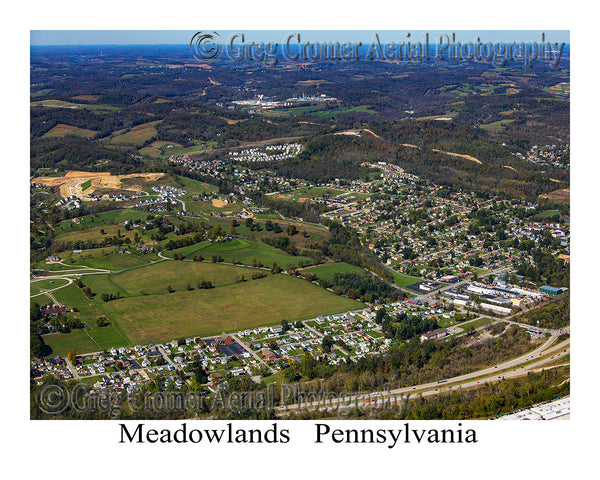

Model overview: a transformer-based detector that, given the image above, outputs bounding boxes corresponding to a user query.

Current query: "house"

[420,328,448,342]
[117,356,130,368]
[261,348,277,361]
[216,333,233,345]
[45,255,61,263]
[43,304,67,316]
[45,356,64,366]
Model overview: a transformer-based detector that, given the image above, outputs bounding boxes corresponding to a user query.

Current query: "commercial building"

[540,285,566,296]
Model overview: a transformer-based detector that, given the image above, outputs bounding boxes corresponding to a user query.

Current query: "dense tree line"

[326,271,402,302]
[381,311,440,341]
[515,292,570,329]
[514,249,569,287]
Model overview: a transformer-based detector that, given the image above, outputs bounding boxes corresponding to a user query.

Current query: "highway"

[275,332,570,414]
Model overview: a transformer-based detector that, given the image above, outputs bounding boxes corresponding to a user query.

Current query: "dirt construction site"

[31,171,166,199]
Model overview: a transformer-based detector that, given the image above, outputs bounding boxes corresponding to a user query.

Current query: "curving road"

[275,333,570,414]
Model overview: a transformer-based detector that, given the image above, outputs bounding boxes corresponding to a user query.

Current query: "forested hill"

[271,121,568,200]
[273,132,393,183]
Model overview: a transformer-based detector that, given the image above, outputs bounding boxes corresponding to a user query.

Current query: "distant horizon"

[30,30,570,46]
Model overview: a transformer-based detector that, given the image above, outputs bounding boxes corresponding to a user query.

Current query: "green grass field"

[42,123,98,139]
[97,208,148,224]
[51,283,100,317]
[176,176,217,199]
[68,251,151,271]
[30,278,70,296]
[98,273,363,344]
[44,323,131,356]
[83,260,248,297]
[44,330,99,356]
[80,179,92,191]
[163,238,311,268]
[110,121,161,147]
[54,224,137,245]
[31,99,120,112]
[159,140,218,157]
[301,262,365,280]
[480,119,515,132]
[311,105,377,118]
[85,324,130,349]
[54,215,105,235]
[31,88,54,98]
[388,269,424,288]
[139,141,183,158]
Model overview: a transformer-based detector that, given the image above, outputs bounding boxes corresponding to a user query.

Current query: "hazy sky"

[31,30,569,46]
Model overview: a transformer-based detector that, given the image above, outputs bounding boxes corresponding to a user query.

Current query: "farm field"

[222,218,329,247]
[281,186,347,201]
[176,176,217,199]
[83,260,249,297]
[67,251,151,270]
[159,140,218,157]
[31,88,55,98]
[139,141,182,158]
[54,224,137,244]
[42,123,97,139]
[110,121,161,146]
[97,208,149,224]
[480,119,515,132]
[540,188,570,204]
[97,273,364,344]
[260,104,328,117]
[31,99,120,111]
[313,105,376,118]
[54,216,105,235]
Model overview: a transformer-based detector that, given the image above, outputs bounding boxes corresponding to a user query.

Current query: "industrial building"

[540,285,567,296]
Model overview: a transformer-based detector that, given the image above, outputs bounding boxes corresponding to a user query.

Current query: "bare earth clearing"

[31,171,165,199]
[431,149,483,165]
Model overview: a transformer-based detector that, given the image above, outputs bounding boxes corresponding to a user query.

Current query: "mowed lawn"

[43,324,130,356]
[389,270,423,288]
[30,278,70,296]
[98,273,364,344]
[44,330,99,356]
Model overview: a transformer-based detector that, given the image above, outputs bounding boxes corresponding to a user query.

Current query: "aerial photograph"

[29,29,571,423]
